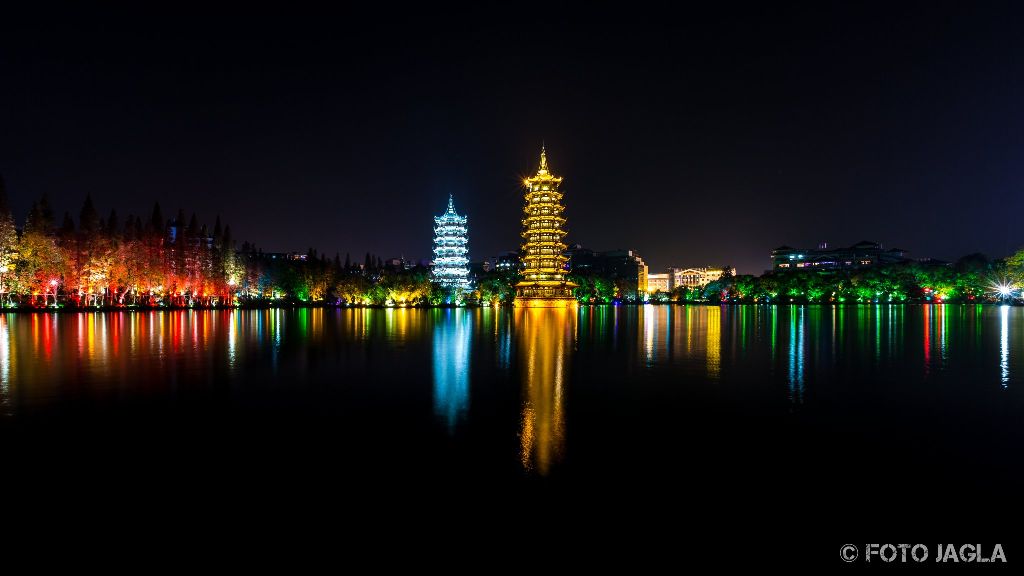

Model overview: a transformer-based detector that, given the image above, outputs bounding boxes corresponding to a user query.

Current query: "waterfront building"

[496,251,520,271]
[770,241,907,271]
[668,266,736,290]
[566,245,650,300]
[432,194,471,290]
[514,147,576,306]
[647,272,670,293]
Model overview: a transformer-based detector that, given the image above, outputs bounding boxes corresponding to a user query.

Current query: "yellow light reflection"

[517,307,575,475]
[385,307,422,342]
[706,306,721,379]
[642,304,655,364]
[686,305,694,355]
[310,307,323,341]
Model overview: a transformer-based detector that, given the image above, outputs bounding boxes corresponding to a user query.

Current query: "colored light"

[431,194,471,292]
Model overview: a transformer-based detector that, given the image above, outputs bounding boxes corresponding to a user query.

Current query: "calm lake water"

[2,305,1022,545]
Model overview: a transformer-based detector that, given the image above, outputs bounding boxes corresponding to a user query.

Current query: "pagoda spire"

[447,193,455,214]
[538,144,548,175]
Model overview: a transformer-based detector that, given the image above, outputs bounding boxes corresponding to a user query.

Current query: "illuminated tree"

[1002,249,1024,291]
[336,273,370,304]
[569,272,615,303]
[15,221,65,304]
[477,275,514,304]
[0,176,18,300]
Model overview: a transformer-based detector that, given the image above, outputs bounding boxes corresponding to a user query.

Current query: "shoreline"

[0,301,1018,313]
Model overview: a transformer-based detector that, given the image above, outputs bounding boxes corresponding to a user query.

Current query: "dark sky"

[1,3,1022,274]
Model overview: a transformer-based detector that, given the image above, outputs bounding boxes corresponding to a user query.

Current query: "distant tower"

[514,146,577,307]
[432,194,471,290]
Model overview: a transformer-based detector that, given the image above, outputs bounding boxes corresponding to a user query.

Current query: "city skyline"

[0,162,993,276]
[2,5,1023,275]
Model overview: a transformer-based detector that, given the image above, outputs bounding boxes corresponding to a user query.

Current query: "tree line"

[0,181,465,308]
[648,254,1023,304]
[2,178,1021,308]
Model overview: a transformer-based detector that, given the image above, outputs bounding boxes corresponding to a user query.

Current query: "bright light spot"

[999,285,1012,296]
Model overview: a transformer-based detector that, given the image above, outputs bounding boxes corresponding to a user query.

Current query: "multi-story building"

[383,257,414,272]
[668,266,735,290]
[770,241,907,271]
[647,273,670,293]
[481,251,520,273]
[566,245,649,299]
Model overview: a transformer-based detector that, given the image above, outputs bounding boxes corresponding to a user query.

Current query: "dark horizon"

[2,3,1022,274]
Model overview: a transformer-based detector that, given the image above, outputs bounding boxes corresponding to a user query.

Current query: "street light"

[995,283,1015,304]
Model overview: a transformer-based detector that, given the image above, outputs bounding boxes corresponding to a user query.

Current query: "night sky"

[1,3,1022,274]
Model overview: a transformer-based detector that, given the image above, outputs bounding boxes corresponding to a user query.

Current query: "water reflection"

[432,309,472,432]
[228,310,238,372]
[640,305,666,366]
[1000,305,1009,387]
[643,305,656,364]
[923,305,932,376]
[517,307,575,476]
[0,314,11,416]
[788,307,805,404]
[706,306,721,379]
[0,305,1019,432]
[938,304,948,365]
[495,309,512,370]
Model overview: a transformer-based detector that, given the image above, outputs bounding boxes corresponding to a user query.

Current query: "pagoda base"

[513,282,577,306]
[513,297,578,308]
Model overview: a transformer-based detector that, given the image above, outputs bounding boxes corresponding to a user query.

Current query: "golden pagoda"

[514,146,577,307]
